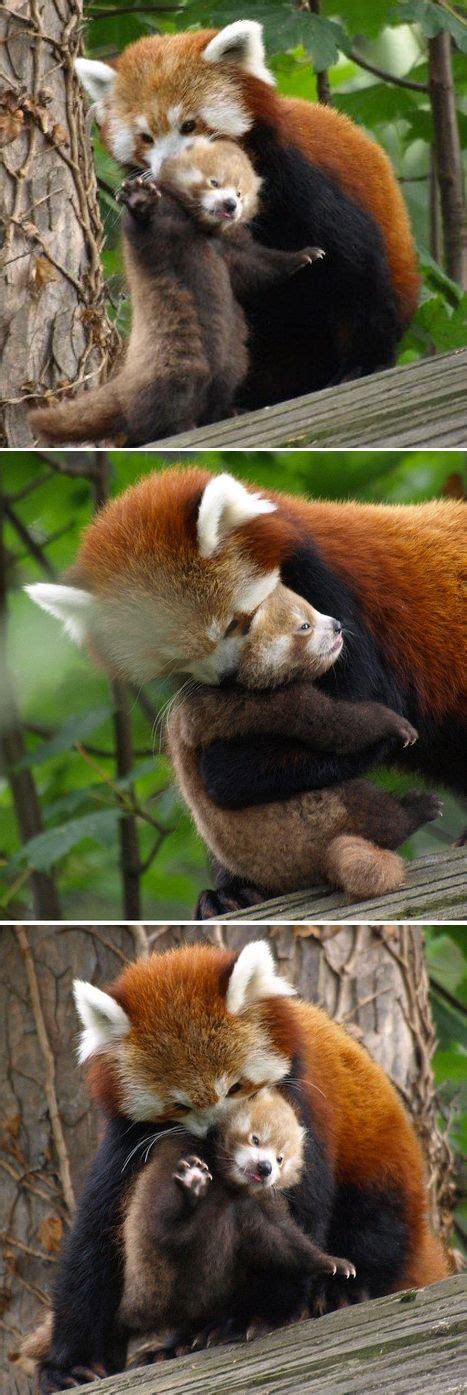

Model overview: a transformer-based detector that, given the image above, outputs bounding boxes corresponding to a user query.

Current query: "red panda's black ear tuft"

[225,941,295,1016]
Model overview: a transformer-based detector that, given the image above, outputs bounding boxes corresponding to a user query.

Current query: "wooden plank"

[219,847,467,922]
[47,1275,466,1395]
[152,349,467,449]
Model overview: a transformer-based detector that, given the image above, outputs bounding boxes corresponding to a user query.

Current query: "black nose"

[332,619,342,634]
[256,1159,272,1177]
[223,198,237,214]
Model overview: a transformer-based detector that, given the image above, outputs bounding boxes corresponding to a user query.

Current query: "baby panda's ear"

[203,21,275,87]
[226,941,296,1015]
[73,981,131,1063]
[24,583,93,647]
[75,57,117,107]
[197,473,276,559]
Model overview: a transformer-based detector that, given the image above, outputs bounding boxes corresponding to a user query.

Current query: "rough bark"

[0,0,119,446]
[428,30,465,287]
[1,925,456,1391]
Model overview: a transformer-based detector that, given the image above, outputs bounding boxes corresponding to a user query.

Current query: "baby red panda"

[32,942,448,1392]
[166,582,441,913]
[74,21,420,403]
[29,138,321,446]
[16,1090,355,1374]
[118,1089,355,1351]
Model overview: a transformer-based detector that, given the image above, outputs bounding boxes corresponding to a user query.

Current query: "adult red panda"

[26,467,467,811]
[75,20,420,406]
[32,942,448,1391]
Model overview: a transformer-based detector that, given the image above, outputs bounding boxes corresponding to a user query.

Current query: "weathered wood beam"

[219,847,467,921]
[152,349,467,449]
[19,1275,463,1395]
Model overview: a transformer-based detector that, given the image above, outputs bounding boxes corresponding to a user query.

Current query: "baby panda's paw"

[400,789,443,822]
[326,1255,357,1280]
[300,246,326,266]
[389,714,418,747]
[174,1156,212,1197]
[116,175,161,219]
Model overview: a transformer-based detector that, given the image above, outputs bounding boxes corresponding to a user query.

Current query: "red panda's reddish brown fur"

[98,31,419,328]
[73,468,465,721]
[87,946,448,1292]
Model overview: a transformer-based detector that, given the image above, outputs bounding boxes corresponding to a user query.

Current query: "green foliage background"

[425,926,466,1252]
[1,447,466,920]
[84,0,467,354]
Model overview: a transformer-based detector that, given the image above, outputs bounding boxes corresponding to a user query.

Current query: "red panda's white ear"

[24,583,93,647]
[75,58,117,109]
[203,21,275,87]
[73,981,130,1063]
[197,473,276,559]
[226,941,295,1015]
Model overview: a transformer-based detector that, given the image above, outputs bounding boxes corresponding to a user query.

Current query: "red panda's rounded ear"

[203,21,275,87]
[73,980,130,1062]
[24,583,93,647]
[197,473,276,559]
[75,58,118,107]
[226,941,295,1016]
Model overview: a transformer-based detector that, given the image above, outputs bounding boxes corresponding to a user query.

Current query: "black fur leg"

[399,790,443,824]
[195,883,264,920]
[37,1363,109,1392]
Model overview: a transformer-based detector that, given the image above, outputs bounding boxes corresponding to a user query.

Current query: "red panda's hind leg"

[320,835,406,900]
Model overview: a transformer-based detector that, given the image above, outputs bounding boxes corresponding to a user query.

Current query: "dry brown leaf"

[0,109,24,146]
[2,1113,21,1140]
[31,256,60,290]
[52,122,69,146]
[36,1216,64,1253]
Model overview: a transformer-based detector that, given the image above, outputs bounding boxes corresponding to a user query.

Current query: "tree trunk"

[1,925,456,1393]
[428,30,465,287]
[0,0,119,447]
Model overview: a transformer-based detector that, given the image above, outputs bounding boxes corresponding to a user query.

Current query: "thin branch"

[14,927,75,1217]
[4,501,56,577]
[1,1232,57,1263]
[349,49,429,93]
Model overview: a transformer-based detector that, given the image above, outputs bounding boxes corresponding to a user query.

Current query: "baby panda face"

[235,581,344,689]
[220,1088,305,1192]
[160,136,262,229]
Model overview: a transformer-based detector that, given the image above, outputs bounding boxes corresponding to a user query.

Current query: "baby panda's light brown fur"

[166,582,442,904]
[118,1087,353,1342]
[29,139,320,447]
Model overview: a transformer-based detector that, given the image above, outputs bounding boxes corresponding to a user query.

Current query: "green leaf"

[393,1,467,52]
[18,706,114,768]
[20,809,121,871]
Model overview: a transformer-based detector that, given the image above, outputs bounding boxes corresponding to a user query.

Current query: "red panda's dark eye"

[140,132,153,146]
[298,622,311,632]
[181,119,196,135]
[227,1081,242,1096]
[251,1135,260,1147]
[277,1155,283,1165]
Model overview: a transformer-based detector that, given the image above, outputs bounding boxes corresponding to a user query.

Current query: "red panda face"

[73,942,300,1135]
[236,582,344,688]
[74,24,274,176]
[160,137,262,229]
[221,1088,305,1191]
[26,470,295,686]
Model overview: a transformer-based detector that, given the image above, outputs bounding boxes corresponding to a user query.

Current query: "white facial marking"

[148,131,189,175]
[188,632,246,684]
[73,981,130,1063]
[167,103,183,127]
[110,119,136,164]
[244,1048,290,1085]
[134,115,152,135]
[199,97,252,138]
